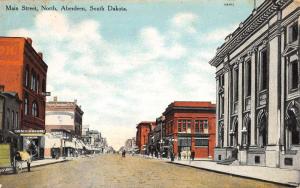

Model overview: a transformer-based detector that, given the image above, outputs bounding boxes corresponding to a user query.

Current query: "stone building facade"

[209,0,300,170]
[45,96,84,137]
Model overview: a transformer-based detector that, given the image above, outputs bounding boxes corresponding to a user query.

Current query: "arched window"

[257,110,268,147]
[11,111,14,129]
[32,102,38,117]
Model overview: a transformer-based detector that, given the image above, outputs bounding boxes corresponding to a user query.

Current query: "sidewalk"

[170,159,300,187]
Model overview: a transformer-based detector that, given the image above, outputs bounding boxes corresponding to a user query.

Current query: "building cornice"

[209,0,290,67]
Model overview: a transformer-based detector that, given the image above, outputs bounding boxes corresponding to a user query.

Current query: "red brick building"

[162,101,216,159]
[136,121,155,154]
[0,37,48,157]
[0,37,48,130]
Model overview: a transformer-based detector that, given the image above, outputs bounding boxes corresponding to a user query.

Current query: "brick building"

[136,121,155,154]
[162,101,216,159]
[45,97,84,137]
[0,37,48,156]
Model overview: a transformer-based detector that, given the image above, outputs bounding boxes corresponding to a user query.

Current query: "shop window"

[255,156,260,164]
[195,139,208,146]
[288,22,298,43]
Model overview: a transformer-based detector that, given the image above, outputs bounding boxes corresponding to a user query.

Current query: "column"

[215,77,219,147]
[223,64,230,147]
[250,48,257,146]
[238,60,244,146]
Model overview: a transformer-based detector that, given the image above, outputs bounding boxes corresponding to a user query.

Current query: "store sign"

[0,144,11,168]
[14,129,45,134]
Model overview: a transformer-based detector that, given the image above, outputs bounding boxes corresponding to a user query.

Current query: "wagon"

[0,143,31,174]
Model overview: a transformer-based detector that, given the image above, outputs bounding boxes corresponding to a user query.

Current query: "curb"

[167,161,298,187]
[31,159,69,168]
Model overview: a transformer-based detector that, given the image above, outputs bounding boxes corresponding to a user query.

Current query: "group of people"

[177,150,195,161]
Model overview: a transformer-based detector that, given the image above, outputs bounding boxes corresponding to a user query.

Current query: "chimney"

[26,38,32,45]
[0,85,4,92]
[53,96,57,102]
[38,52,43,59]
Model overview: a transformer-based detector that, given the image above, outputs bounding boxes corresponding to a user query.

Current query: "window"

[259,49,268,91]
[244,60,251,97]
[220,95,224,117]
[178,120,182,132]
[289,22,298,43]
[32,101,38,117]
[25,66,29,87]
[42,79,46,92]
[24,97,28,115]
[11,111,14,129]
[195,139,208,146]
[15,112,18,128]
[290,60,299,90]
[36,76,40,93]
[255,156,260,164]
[195,120,208,134]
[233,68,239,101]
[219,74,224,88]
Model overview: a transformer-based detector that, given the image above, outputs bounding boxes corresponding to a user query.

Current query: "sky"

[0,0,264,150]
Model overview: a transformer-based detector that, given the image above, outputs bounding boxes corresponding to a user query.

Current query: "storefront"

[14,129,45,159]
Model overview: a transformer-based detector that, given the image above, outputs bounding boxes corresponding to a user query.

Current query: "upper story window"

[31,71,36,91]
[11,111,14,129]
[288,21,298,43]
[219,74,224,88]
[15,112,18,129]
[32,102,38,117]
[24,66,29,87]
[244,60,251,97]
[177,119,191,133]
[42,79,46,92]
[24,97,28,115]
[36,76,40,93]
[259,49,268,91]
[233,67,239,102]
[195,120,208,134]
[288,54,299,92]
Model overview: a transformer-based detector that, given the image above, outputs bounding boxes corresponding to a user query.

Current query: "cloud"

[200,24,238,43]
[171,12,198,34]
[7,10,217,149]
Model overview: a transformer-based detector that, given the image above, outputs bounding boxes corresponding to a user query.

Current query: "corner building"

[162,101,216,159]
[209,0,300,169]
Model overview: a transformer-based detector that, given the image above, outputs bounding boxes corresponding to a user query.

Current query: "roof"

[0,92,21,102]
[209,0,291,67]
[163,101,216,115]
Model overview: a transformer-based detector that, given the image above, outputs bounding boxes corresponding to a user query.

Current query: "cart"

[0,143,31,174]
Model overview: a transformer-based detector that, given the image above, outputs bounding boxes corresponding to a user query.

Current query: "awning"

[20,133,45,137]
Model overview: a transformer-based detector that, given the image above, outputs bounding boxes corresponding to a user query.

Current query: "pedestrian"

[178,151,181,160]
[122,150,126,158]
[191,151,195,161]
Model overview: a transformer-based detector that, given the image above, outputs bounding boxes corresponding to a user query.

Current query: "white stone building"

[209,0,300,170]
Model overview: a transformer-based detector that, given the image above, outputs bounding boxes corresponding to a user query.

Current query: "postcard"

[0,0,299,187]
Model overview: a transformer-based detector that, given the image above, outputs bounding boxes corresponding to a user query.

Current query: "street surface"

[0,154,289,188]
